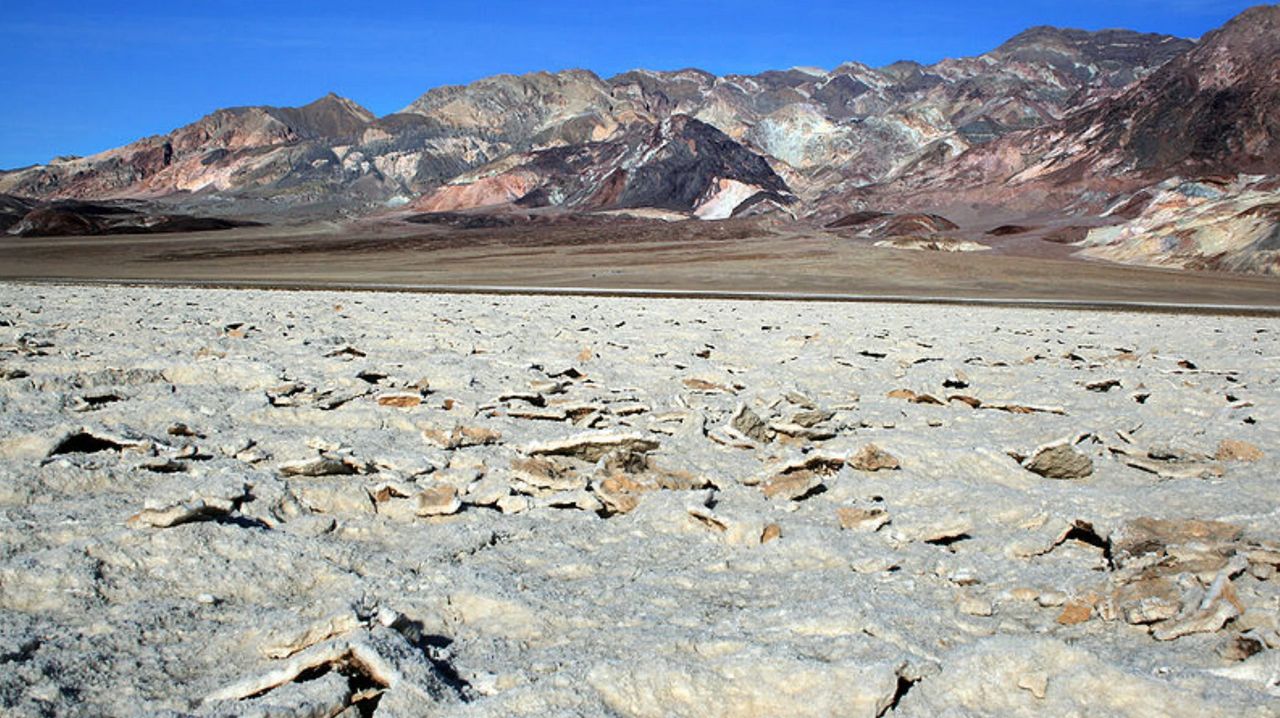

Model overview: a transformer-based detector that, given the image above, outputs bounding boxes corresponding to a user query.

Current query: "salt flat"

[0,283,1277,717]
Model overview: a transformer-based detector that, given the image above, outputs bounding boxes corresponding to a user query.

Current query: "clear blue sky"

[0,0,1263,169]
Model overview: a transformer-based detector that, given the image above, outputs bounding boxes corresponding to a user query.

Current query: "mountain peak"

[1201,3,1280,49]
[991,24,1193,66]
[299,93,375,124]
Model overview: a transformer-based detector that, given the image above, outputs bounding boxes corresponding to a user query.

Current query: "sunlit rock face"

[1076,176,1280,275]
[412,115,793,219]
[0,23,1194,213]
[4,8,1279,273]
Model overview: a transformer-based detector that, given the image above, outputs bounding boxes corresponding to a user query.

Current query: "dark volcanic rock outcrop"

[415,116,793,219]
[891,6,1279,197]
[1050,6,1280,179]
[4,199,260,237]
[0,195,35,232]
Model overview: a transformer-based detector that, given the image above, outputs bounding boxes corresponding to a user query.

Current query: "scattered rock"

[1016,670,1049,699]
[888,388,943,405]
[377,393,422,408]
[836,506,890,532]
[768,420,835,441]
[279,455,361,477]
[1112,577,1182,625]
[1057,603,1092,625]
[849,444,900,471]
[984,402,1067,415]
[1111,517,1242,567]
[760,523,782,544]
[682,377,734,393]
[1216,439,1263,462]
[422,424,502,449]
[707,426,757,449]
[127,498,234,529]
[524,432,659,462]
[728,404,770,442]
[415,485,462,516]
[323,344,366,359]
[1220,634,1265,662]
[760,471,824,501]
[204,626,456,709]
[957,591,994,617]
[1151,594,1241,641]
[510,456,587,493]
[1024,444,1093,480]
[463,475,510,507]
[507,407,568,421]
[790,409,834,427]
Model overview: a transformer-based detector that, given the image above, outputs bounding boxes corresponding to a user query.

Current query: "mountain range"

[2,5,1278,274]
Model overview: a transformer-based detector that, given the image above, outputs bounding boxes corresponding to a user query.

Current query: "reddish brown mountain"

[3,8,1279,273]
[0,94,374,200]
[886,5,1280,200]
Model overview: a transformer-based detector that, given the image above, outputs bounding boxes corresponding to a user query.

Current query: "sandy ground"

[0,283,1278,716]
[0,219,1278,307]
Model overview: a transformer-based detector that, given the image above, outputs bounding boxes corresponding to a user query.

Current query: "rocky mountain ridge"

[0,24,1196,209]
[2,6,1279,273]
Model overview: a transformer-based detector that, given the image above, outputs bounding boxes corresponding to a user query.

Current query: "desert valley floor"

[1,220,1280,308]
[1,283,1279,716]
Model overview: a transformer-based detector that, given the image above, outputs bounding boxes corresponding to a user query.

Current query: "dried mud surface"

[1,284,1278,716]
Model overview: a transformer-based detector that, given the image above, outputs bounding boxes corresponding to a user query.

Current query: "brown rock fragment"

[423,425,502,449]
[1151,598,1240,641]
[595,476,643,515]
[376,393,422,408]
[1024,445,1093,479]
[510,456,585,493]
[849,444,900,472]
[683,377,733,393]
[761,524,782,544]
[1216,439,1263,462]
[761,471,822,501]
[1221,635,1265,662]
[415,485,462,516]
[729,404,771,443]
[524,433,659,462]
[1057,603,1092,625]
[791,409,834,428]
[836,506,890,532]
[1112,517,1243,565]
[1112,577,1182,625]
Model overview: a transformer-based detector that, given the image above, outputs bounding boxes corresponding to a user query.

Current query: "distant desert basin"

[0,283,1278,716]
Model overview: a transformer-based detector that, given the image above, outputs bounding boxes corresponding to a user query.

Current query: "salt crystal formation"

[0,284,1276,716]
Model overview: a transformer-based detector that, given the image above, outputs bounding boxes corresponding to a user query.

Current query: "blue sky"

[0,0,1263,169]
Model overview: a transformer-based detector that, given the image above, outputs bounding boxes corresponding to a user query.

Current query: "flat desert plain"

[0,282,1278,716]
[1,219,1279,307]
